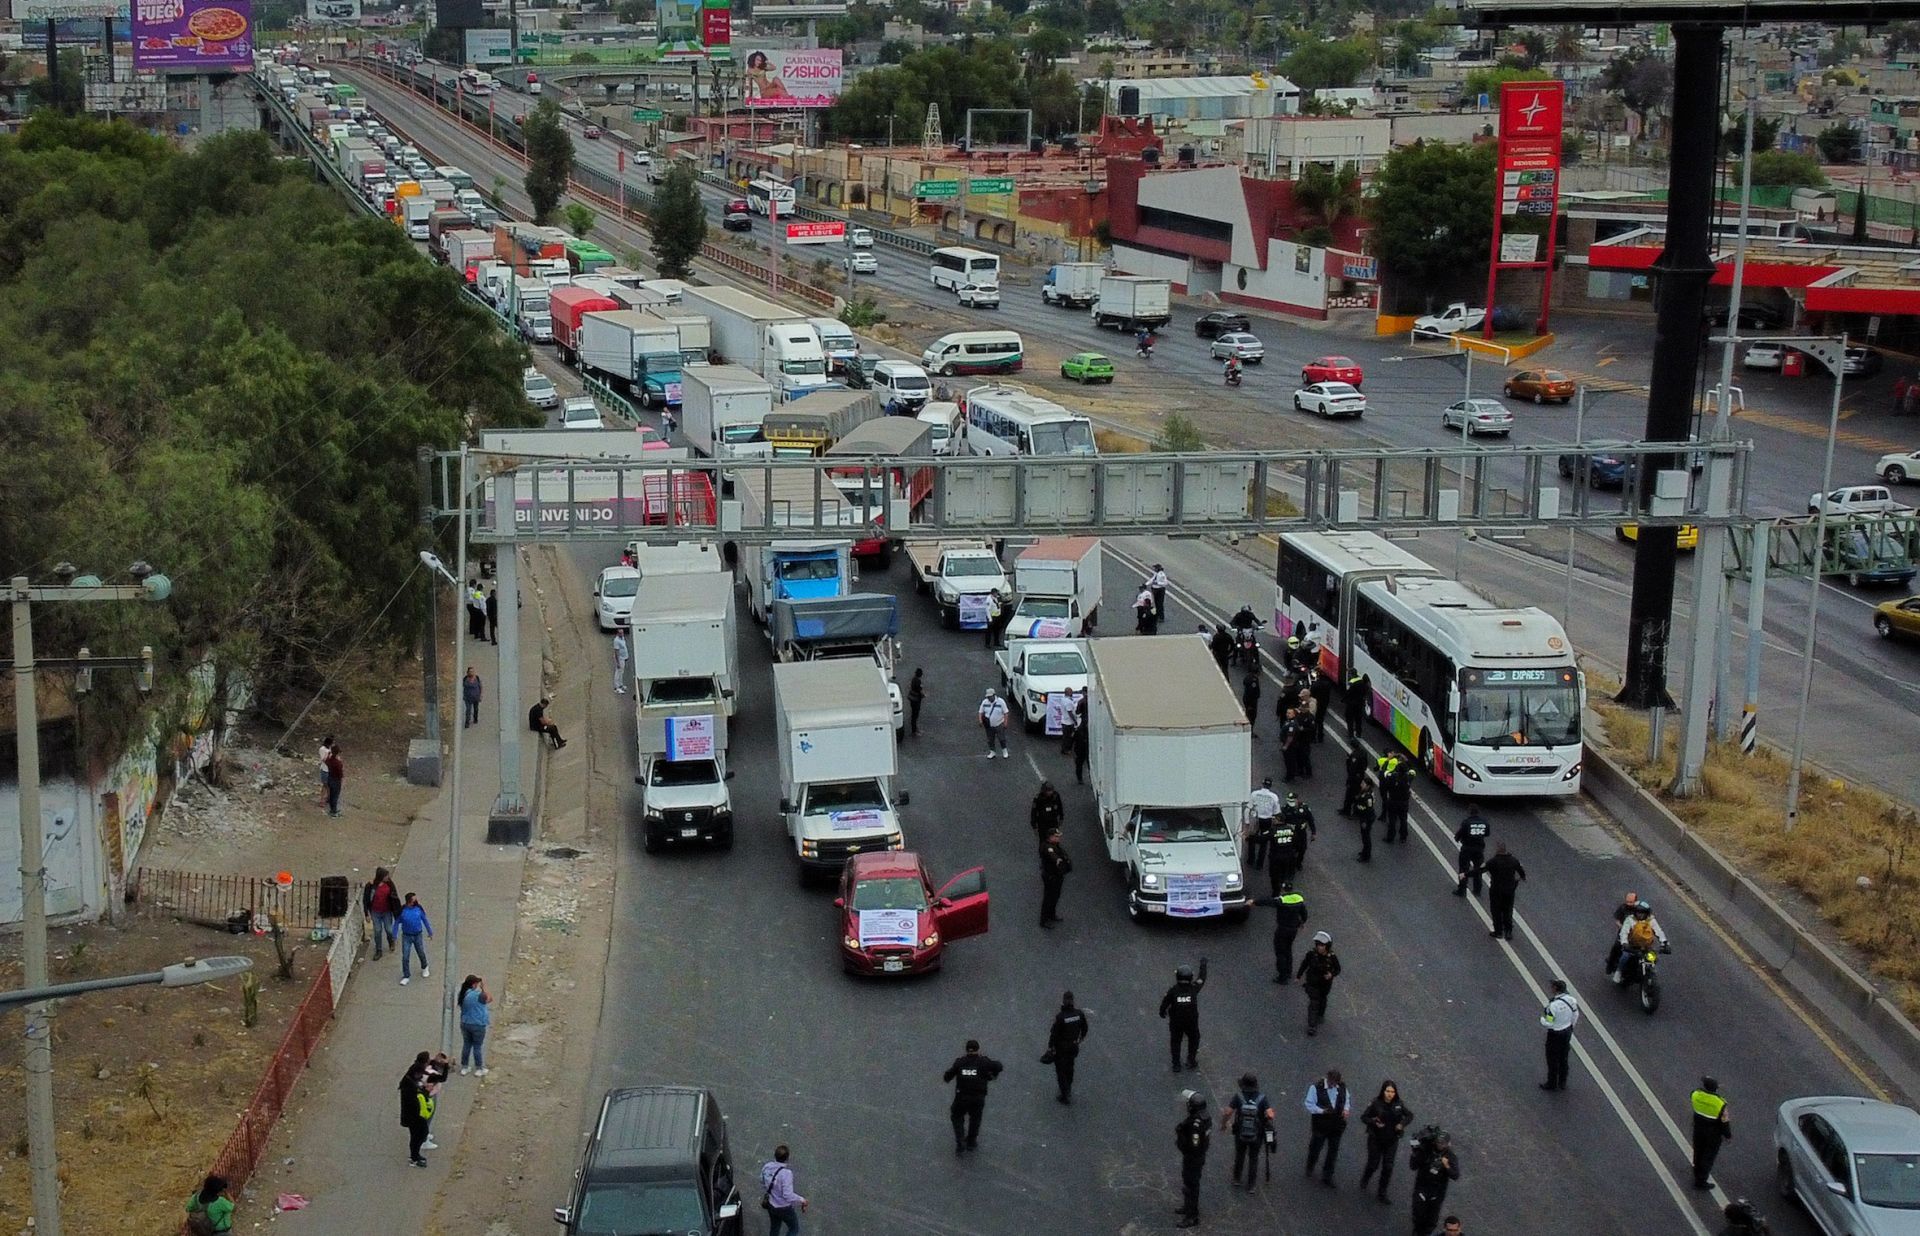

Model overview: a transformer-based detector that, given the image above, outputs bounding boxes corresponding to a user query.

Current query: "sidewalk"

[244,592,556,1229]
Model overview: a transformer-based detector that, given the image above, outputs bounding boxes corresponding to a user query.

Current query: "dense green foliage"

[824,40,1090,143]
[0,117,535,722]
[1281,38,1372,92]
[523,100,574,225]
[1738,150,1827,188]
[650,163,707,280]
[1366,140,1497,310]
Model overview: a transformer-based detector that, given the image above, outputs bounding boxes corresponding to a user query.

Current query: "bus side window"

[1018,429,1031,453]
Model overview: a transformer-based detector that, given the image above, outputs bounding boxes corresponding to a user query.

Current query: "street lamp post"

[9,563,171,1236]
[0,956,252,1014]
[1783,338,1848,832]
[417,441,471,1055]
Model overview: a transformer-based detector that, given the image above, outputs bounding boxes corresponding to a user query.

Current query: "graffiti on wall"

[100,739,159,881]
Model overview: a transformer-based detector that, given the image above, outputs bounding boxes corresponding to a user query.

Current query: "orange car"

[1503,369,1577,404]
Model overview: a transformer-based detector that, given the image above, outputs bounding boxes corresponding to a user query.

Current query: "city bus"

[957,383,1096,458]
[747,177,796,217]
[929,246,1000,293]
[1273,530,1585,796]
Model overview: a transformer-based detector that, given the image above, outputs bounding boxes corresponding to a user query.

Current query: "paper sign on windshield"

[664,714,715,762]
[1022,618,1072,639]
[1166,874,1224,918]
[1045,692,1072,737]
[856,908,917,947]
[827,809,883,832]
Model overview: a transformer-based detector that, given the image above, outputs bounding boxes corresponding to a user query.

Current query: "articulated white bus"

[1273,530,1584,796]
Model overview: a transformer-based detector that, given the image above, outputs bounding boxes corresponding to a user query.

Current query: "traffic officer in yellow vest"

[1690,1077,1732,1190]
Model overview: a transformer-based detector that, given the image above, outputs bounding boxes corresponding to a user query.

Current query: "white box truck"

[1091,275,1173,332]
[645,309,712,367]
[680,364,774,476]
[630,571,739,719]
[1087,636,1251,923]
[681,285,830,397]
[773,659,907,880]
[578,309,687,408]
[1009,536,1103,638]
[1041,262,1105,309]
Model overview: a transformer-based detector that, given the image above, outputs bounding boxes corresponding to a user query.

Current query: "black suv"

[556,1087,743,1235]
[1194,311,1250,338]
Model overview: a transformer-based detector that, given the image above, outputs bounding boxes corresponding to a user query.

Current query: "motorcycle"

[1225,366,1243,388]
[1234,625,1259,668]
[1611,942,1670,1013]
[1134,333,1155,359]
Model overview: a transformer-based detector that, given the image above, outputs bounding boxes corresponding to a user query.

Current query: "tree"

[1022,26,1073,77]
[563,202,597,240]
[1550,25,1584,63]
[649,163,707,279]
[1599,47,1673,137]
[1291,160,1361,247]
[1367,140,1497,309]
[1737,150,1826,187]
[27,48,84,111]
[1281,38,1372,92]
[1817,123,1861,164]
[1154,411,1206,452]
[1514,30,1547,67]
[615,0,651,23]
[1461,66,1551,103]
[522,100,573,225]
[1722,114,1780,155]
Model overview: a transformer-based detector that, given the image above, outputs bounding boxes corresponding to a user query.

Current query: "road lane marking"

[1106,539,1717,1236]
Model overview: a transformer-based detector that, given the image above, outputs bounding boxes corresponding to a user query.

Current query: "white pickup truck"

[1413,302,1486,337]
[906,540,1012,628]
[993,639,1089,729]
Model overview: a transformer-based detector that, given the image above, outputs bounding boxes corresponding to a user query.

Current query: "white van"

[916,401,963,456]
[871,359,933,410]
[920,330,1024,378]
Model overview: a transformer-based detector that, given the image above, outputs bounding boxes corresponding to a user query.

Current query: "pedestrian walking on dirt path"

[462,667,483,728]
[324,743,345,818]
[363,868,399,959]
[458,974,492,1075]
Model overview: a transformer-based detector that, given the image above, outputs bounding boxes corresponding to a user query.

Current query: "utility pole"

[1619,22,1725,710]
[10,564,172,1236]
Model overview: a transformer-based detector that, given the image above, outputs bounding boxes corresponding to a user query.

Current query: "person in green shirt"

[184,1173,235,1234]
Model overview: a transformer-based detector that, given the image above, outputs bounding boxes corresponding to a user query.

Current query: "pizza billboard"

[742,48,842,109]
[132,0,253,70]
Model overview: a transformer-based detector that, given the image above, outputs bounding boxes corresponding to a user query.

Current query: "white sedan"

[1210,332,1265,363]
[1293,381,1367,419]
[849,251,878,275]
[957,281,1000,308]
[1441,398,1515,437]
[1744,342,1787,370]
[1878,450,1920,485]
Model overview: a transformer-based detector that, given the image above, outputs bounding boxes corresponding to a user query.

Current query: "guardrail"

[582,373,643,424]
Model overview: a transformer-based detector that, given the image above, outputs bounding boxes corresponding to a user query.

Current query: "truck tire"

[642,828,661,854]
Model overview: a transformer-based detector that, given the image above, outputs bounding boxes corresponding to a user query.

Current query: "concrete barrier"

[1585,745,1920,1098]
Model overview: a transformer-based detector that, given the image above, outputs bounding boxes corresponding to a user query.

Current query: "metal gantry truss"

[433,440,1760,544]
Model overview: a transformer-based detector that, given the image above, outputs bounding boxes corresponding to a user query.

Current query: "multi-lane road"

[336,57,1920,807]
[298,61,1920,1234]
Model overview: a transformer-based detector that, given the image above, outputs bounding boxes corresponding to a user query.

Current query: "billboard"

[131,0,253,71]
[22,16,129,45]
[13,0,125,21]
[464,27,511,64]
[750,0,849,18]
[742,47,842,109]
[434,0,480,27]
[659,0,729,59]
[784,220,845,245]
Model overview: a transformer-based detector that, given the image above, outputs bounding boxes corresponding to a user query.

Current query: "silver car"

[1441,397,1515,437]
[1776,1096,1920,1236]
[1210,332,1265,363]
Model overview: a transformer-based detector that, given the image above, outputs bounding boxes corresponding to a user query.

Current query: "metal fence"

[204,964,335,1190]
[126,867,351,933]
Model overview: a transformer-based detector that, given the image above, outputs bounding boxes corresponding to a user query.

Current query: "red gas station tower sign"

[1486,81,1564,337]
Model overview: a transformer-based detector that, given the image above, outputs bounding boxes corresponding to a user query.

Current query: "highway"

[303,63,1920,1234]
[334,59,1920,808]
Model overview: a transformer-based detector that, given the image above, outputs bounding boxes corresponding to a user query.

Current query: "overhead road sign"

[967,177,1013,195]
[915,180,959,199]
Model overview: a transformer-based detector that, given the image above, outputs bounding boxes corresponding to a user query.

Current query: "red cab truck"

[549,286,621,364]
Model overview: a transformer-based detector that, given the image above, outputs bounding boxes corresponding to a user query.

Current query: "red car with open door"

[1301,355,1363,387]
[836,851,989,976]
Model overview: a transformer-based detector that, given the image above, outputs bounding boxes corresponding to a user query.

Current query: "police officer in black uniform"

[1158,959,1208,1072]
[1343,670,1371,734]
[1278,792,1315,878]
[1382,757,1413,844]
[1452,809,1491,897]
[1353,779,1378,863]
[1039,828,1071,927]
[942,1039,1003,1153]
[1175,1093,1211,1228]
[1339,746,1370,817]
[1308,667,1334,741]
[1251,883,1309,983]
[1029,782,1064,848]
[1046,992,1089,1103]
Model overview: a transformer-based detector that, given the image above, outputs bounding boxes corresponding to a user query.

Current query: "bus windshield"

[1456,676,1581,748]
[1028,420,1096,456]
